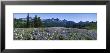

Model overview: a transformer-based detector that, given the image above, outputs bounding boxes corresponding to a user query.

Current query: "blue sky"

[14,13,97,23]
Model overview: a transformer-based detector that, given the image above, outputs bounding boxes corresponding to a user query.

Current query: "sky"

[14,13,97,23]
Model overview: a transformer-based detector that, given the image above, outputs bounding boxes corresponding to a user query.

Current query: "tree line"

[14,13,43,28]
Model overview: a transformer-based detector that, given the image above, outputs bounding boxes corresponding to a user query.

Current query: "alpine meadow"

[14,13,97,40]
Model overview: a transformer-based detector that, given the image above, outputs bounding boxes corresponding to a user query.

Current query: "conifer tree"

[37,17,42,27]
[34,15,38,27]
[33,15,43,28]
[26,13,30,28]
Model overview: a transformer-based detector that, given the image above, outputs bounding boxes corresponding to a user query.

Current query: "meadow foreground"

[14,27,97,40]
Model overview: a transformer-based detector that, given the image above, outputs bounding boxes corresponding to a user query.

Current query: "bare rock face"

[14,27,97,40]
